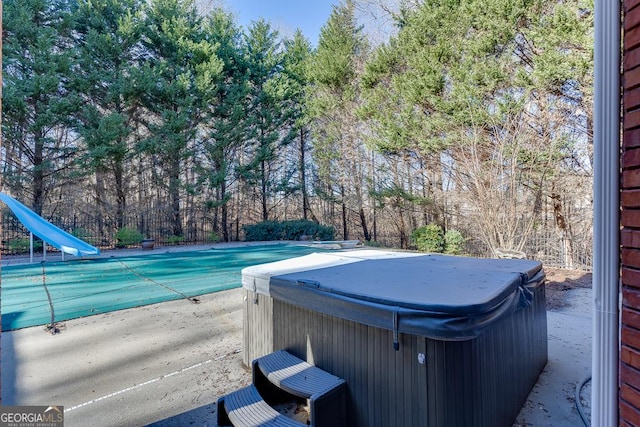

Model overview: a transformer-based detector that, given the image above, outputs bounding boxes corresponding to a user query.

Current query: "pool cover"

[1,244,325,331]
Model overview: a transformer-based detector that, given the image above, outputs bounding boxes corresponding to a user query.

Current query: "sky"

[204,0,338,46]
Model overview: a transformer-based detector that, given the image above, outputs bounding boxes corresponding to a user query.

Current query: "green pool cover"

[1,244,326,331]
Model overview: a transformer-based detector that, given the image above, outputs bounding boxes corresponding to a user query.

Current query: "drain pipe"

[592,0,620,426]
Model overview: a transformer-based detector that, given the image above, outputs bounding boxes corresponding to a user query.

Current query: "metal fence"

[370,232,592,271]
[1,207,232,253]
[1,208,593,271]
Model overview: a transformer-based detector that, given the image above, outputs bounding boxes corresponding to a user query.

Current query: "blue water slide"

[0,193,100,257]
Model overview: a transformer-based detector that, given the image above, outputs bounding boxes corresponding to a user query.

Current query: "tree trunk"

[114,161,126,229]
[95,169,108,242]
[299,128,310,221]
[169,158,183,237]
[221,182,229,242]
[213,186,219,233]
[341,184,348,240]
[33,129,45,215]
[261,158,268,221]
[359,207,370,241]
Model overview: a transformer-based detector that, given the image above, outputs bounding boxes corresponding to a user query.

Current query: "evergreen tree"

[200,8,248,241]
[240,19,294,221]
[72,0,145,229]
[361,0,593,253]
[307,0,371,240]
[137,0,222,237]
[2,0,79,214]
[282,30,315,221]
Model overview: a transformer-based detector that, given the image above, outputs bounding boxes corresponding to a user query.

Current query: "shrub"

[279,220,314,240]
[114,227,143,248]
[280,219,335,241]
[243,219,335,242]
[166,235,184,245]
[6,238,42,254]
[207,231,221,243]
[72,228,99,245]
[411,224,445,253]
[312,223,335,241]
[243,220,282,241]
[444,229,465,255]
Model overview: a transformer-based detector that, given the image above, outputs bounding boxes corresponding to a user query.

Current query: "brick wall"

[623,1,640,425]
[0,0,2,404]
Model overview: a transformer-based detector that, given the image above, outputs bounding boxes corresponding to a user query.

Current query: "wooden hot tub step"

[218,350,347,427]
[253,350,347,427]
[254,350,345,399]
[217,384,305,427]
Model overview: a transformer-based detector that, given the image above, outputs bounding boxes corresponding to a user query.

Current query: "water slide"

[0,192,100,259]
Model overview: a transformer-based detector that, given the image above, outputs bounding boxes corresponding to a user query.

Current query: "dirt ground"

[544,266,593,310]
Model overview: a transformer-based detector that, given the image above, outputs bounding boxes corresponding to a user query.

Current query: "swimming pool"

[1,244,327,331]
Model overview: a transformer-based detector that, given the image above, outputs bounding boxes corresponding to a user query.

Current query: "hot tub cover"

[242,251,544,341]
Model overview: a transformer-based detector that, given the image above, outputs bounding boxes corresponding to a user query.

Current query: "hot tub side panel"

[242,283,547,427]
[424,283,548,427]
[242,290,274,366]
[271,300,430,427]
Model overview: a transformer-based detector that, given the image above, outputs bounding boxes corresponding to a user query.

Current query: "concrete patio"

[0,247,592,426]
[1,285,592,426]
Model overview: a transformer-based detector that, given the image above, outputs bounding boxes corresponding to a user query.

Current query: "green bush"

[280,219,313,240]
[206,231,221,243]
[311,223,336,241]
[280,219,335,241]
[411,224,445,253]
[114,227,143,248]
[243,219,335,241]
[72,228,99,245]
[166,235,184,245]
[243,220,281,241]
[5,238,42,254]
[444,229,465,255]
[411,225,465,255]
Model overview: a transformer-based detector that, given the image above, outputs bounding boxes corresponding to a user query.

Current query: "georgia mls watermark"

[0,406,63,427]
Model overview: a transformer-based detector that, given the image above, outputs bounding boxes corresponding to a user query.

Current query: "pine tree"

[240,19,293,222]
[283,30,315,221]
[137,0,222,237]
[307,0,370,240]
[199,8,248,241]
[2,0,79,214]
[361,0,594,253]
[72,0,145,230]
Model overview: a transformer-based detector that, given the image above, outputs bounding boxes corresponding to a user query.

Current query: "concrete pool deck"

[2,288,248,427]
[0,246,592,426]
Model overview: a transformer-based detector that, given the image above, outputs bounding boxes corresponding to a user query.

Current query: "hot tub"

[242,250,547,427]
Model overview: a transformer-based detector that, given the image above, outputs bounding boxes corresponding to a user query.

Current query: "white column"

[593,0,621,425]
